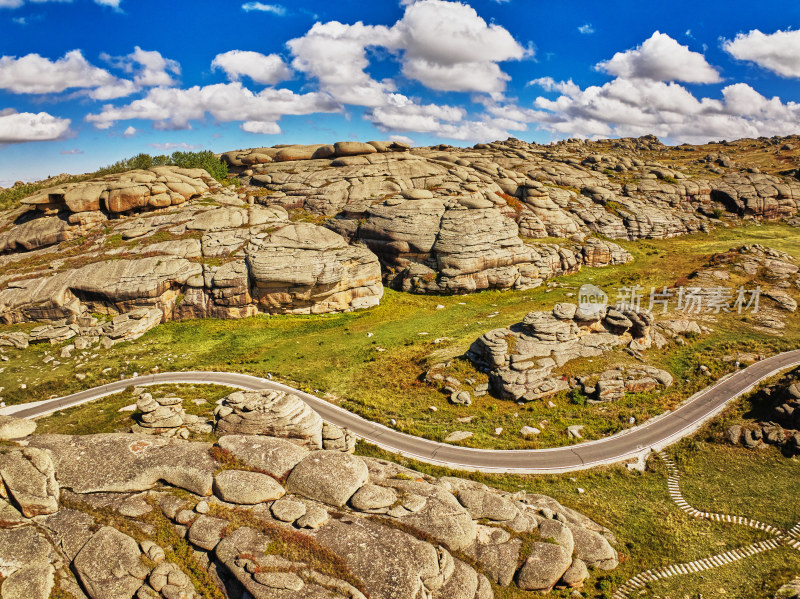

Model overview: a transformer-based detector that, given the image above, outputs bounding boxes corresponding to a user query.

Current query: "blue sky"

[1,0,799,184]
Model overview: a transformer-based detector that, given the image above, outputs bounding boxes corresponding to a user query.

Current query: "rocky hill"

[0,136,797,333]
[0,386,619,599]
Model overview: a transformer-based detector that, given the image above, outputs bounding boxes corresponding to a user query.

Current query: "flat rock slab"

[216,434,310,479]
[0,527,54,577]
[27,433,216,496]
[1,561,54,599]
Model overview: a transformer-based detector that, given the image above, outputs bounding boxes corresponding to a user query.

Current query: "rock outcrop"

[726,367,800,456]
[0,390,620,599]
[468,302,658,402]
[214,389,324,447]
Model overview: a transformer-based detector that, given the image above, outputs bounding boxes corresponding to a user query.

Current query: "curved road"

[6,348,800,474]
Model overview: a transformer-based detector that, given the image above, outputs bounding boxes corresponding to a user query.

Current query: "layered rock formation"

[0,177,383,324]
[1,135,799,330]
[0,408,620,599]
[467,303,658,402]
[726,367,800,456]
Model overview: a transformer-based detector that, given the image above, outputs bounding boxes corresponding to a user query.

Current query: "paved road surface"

[7,348,800,473]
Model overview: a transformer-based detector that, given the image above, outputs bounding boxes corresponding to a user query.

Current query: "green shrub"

[169,150,228,182]
[568,388,586,405]
[96,150,228,182]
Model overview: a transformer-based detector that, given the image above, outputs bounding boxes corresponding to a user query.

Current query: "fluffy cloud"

[211,50,292,85]
[0,109,71,143]
[0,50,133,97]
[367,94,464,132]
[241,2,285,15]
[122,125,136,137]
[393,0,527,94]
[529,77,800,143]
[85,82,340,130]
[101,47,180,88]
[723,29,800,78]
[596,31,720,83]
[287,21,398,107]
[241,120,282,134]
[578,24,594,35]
[287,0,527,106]
[366,94,521,141]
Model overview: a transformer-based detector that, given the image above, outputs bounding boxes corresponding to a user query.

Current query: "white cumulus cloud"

[596,31,720,83]
[0,50,133,97]
[288,21,398,107]
[241,120,282,134]
[85,82,340,130]
[211,50,292,86]
[287,0,527,105]
[122,125,136,137]
[723,29,800,78]
[529,76,800,143]
[0,109,71,143]
[393,0,527,94]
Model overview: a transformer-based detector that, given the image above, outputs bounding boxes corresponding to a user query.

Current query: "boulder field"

[0,136,799,328]
[0,408,620,598]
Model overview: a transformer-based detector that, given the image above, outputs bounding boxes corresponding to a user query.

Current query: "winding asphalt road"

[6,348,800,474]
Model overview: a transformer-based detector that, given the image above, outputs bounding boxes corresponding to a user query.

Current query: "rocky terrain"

[0,386,620,599]
[467,302,682,403]
[0,135,798,333]
[726,367,800,456]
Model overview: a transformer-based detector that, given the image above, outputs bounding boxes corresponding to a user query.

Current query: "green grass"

[356,431,800,599]
[2,223,798,450]
[34,384,233,436]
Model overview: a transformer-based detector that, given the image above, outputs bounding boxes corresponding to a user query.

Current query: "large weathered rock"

[246,223,383,314]
[0,447,59,517]
[213,470,285,504]
[214,389,324,447]
[27,434,216,495]
[22,166,213,215]
[0,415,36,440]
[516,542,572,591]
[311,516,456,599]
[73,527,149,599]
[285,451,368,507]
[467,304,652,402]
[0,257,200,323]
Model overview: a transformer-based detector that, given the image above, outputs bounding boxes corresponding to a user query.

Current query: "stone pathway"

[613,450,799,598]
